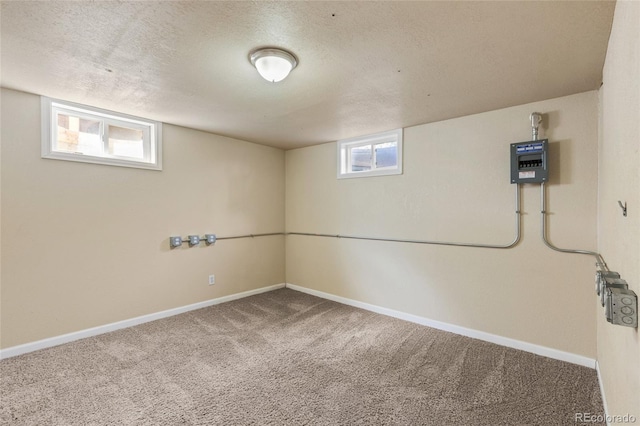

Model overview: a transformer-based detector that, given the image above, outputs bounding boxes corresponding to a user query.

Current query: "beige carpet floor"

[0,288,604,425]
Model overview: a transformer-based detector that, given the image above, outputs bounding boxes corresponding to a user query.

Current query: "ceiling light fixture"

[249,47,298,83]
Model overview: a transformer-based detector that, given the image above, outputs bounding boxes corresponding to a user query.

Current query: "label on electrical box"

[516,143,544,153]
[510,139,548,184]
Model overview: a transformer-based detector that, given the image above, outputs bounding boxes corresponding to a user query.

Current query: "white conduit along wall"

[202,113,605,262]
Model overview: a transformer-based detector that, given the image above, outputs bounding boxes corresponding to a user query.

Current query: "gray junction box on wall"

[510,139,549,184]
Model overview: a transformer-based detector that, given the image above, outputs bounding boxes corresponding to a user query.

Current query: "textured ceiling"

[1,1,615,150]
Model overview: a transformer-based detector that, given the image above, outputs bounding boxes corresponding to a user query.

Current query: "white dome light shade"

[254,56,292,82]
[250,48,298,83]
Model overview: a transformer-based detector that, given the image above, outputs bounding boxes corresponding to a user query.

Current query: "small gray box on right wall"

[606,287,638,328]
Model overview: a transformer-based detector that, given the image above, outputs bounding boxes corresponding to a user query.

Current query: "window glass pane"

[351,145,372,172]
[44,97,161,170]
[108,125,144,159]
[56,113,102,156]
[337,128,401,179]
[374,142,397,168]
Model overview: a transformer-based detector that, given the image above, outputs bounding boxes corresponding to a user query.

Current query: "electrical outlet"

[188,235,200,247]
[208,275,215,285]
[169,236,183,249]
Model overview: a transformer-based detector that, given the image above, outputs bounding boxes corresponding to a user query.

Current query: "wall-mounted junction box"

[170,236,183,248]
[601,277,628,307]
[605,287,638,328]
[510,139,548,184]
[596,270,620,296]
[188,235,200,247]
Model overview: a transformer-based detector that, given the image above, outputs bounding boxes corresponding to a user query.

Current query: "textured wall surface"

[286,91,599,359]
[0,88,285,348]
[597,0,640,421]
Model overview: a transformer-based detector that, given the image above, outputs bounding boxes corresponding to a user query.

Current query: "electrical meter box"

[510,139,549,184]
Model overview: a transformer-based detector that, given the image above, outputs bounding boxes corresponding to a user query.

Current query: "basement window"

[41,97,162,170]
[337,128,403,179]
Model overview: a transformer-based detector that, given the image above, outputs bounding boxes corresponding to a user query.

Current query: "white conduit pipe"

[540,182,608,270]
[216,117,607,271]
[215,232,285,241]
[215,185,522,250]
[287,184,522,250]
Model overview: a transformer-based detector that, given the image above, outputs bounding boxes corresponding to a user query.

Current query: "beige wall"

[2,13,637,414]
[286,91,599,358]
[1,6,637,415]
[0,88,285,349]
[597,0,640,421]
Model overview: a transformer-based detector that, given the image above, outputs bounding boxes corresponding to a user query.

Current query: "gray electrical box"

[606,287,638,328]
[601,277,628,307]
[595,270,620,296]
[170,236,183,249]
[510,139,549,184]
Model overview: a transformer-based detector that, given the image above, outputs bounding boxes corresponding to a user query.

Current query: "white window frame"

[337,128,403,179]
[41,97,162,170]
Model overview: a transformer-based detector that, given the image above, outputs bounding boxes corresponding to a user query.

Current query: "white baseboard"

[596,361,611,425]
[0,283,286,360]
[2,282,597,370]
[286,283,596,369]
